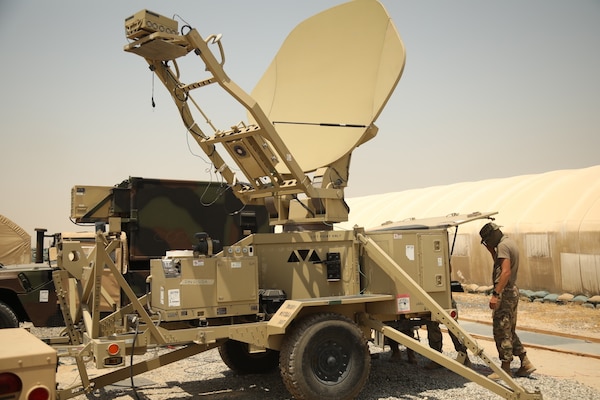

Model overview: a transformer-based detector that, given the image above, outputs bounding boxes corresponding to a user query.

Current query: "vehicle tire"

[279,312,370,400]
[218,339,279,374]
[0,301,19,328]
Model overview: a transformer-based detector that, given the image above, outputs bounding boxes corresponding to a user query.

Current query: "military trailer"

[21,1,543,399]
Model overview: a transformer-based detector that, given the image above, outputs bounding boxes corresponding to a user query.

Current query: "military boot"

[487,361,511,380]
[516,354,536,377]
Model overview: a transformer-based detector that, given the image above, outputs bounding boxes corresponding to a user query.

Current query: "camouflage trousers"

[493,286,525,361]
[427,322,466,353]
[427,298,467,353]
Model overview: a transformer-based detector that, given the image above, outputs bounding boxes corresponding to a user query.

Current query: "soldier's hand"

[489,295,499,310]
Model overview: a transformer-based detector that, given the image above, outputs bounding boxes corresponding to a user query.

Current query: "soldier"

[479,222,536,379]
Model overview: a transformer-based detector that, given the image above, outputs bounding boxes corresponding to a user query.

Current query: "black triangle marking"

[298,249,310,261]
[308,251,321,263]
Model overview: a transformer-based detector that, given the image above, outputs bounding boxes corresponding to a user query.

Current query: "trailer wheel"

[0,301,19,328]
[280,312,370,400]
[218,339,279,374]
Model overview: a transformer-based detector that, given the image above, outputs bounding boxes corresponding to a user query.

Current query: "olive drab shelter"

[343,165,600,296]
[0,214,31,265]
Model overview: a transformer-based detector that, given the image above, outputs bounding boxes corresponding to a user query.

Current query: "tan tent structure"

[0,214,31,265]
[342,165,600,296]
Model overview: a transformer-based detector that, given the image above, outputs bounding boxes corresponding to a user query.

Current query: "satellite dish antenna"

[251,0,406,173]
[125,0,405,226]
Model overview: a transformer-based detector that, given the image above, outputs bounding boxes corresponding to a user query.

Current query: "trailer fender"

[267,294,394,336]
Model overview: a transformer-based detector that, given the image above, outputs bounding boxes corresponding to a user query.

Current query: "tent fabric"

[341,165,600,296]
[0,214,31,265]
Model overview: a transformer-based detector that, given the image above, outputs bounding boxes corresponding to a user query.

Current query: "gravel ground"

[50,344,599,400]
[30,292,600,400]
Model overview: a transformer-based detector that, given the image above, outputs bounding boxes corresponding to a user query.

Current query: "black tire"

[0,301,19,328]
[279,312,370,400]
[218,339,279,374]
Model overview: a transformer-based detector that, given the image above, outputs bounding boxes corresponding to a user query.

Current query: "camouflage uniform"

[480,222,535,377]
[491,236,525,362]
[492,286,524,361]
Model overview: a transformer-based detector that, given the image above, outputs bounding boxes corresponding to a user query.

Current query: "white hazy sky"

[1,0,599,243]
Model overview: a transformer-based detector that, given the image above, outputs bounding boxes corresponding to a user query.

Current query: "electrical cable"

[151,72,155,108]
[129,317,141,399]
[199,180,229,207]
[291,194,315,217]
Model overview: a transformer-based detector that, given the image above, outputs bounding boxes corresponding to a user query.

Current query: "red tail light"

[0,372,22,396]
[28,386,50,400]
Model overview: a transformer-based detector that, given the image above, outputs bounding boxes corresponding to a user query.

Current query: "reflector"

[107,343,120,356]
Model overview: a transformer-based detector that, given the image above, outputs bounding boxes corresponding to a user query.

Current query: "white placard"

[397,295,410,312]
[39,290,49,302]
[168,289,181,307]
[405,245,415,261]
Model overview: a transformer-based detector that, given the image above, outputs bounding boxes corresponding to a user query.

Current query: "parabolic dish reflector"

[250,0,405,173]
